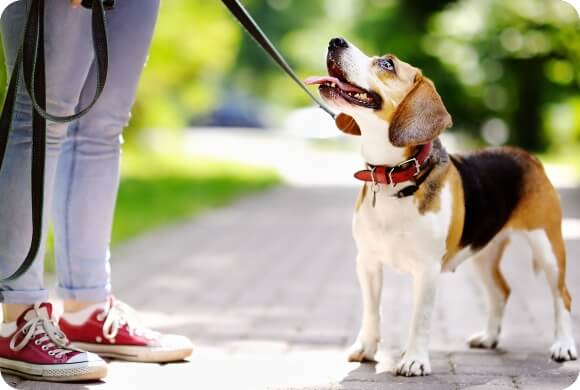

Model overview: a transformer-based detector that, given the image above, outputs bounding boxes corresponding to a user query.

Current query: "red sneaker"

[59,297,193,363]
[0,303,107,382]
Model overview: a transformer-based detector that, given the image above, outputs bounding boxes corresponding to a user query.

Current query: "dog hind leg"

[525,229,577,362]
[468,236,511,349]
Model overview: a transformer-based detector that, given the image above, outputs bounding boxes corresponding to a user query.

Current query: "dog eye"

[379,58,395,72]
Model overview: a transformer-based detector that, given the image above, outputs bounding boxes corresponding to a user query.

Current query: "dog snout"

[329,37,348,50]
[326,37,349,84]
[327,37,348,76]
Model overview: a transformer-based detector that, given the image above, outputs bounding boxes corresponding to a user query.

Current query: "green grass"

[44,148,280,272]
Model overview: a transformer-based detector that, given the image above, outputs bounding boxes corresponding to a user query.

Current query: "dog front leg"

[396,264,440,376]
[348,254,383,362]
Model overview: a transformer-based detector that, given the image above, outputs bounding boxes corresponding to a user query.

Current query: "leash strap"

[0,0,109,282]
[23,0,108,123]
[221,0,336,119]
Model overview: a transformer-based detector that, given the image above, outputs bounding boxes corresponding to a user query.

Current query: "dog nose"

[329,37,348,50]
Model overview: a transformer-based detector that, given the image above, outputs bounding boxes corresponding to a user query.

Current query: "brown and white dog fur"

[307,38,577,376]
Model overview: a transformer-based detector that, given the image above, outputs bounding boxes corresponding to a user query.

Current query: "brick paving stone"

[3,185,580,389]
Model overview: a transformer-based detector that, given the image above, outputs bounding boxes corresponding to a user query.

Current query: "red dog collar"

[354,142,433,186]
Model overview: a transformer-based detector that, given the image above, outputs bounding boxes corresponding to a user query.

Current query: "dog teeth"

[353,92,369,101]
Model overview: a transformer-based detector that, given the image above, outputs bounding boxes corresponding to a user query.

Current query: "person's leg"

[53,0,192,362]
[53,0,160,305]
[0,0,94,314]
[0,1,108,381]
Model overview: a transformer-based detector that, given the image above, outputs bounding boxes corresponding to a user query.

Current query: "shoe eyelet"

[47,350,55,356]
[34,339,42,345]
[21,329,27,334]
[41,345,49,351]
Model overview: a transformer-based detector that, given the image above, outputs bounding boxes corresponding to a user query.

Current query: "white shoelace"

[10,303,79,358]
[99,299,158,342]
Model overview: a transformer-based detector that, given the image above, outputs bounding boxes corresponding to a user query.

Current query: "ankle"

[3,304,33,323]
[63,300,104,313]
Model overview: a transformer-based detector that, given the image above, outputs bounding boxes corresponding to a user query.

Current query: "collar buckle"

[399,157,421,176]
[388,157,421,187]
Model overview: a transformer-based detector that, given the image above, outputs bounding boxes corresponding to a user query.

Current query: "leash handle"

[221,0,336,119]
[23,0,109,123]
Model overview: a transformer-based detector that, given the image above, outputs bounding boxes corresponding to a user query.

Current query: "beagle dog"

[306,37,577,376]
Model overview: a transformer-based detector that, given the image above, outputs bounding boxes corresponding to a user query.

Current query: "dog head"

[306,38,452,149]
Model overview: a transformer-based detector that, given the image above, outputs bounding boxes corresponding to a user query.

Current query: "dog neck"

[351,113,407,166]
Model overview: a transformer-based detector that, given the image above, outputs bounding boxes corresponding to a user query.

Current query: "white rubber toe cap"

[67,351,106,365]
[159,334,194,350]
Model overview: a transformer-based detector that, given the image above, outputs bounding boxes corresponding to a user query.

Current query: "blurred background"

[133,0,580,149]
[1,0,579,268]
[134,0,580,149]
[2,3,580,387]
[130,0,580,187]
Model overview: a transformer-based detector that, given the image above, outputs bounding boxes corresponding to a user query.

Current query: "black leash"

[0,0,110,282]
[221,0,336,119]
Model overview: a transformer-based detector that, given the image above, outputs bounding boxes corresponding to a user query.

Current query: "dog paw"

[467,331,499,349]
[395,353,431,376]
[551,339,578,362]
[347,340,378,362]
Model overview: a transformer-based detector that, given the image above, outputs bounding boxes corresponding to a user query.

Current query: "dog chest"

[353,184,452,273]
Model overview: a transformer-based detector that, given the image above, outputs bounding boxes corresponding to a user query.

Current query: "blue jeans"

[0,0,159,304]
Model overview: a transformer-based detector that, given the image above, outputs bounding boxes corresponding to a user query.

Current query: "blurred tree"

[426,0,580,150]
[217,0,579,151]
[130,0,242,133]
[1,0,575,152]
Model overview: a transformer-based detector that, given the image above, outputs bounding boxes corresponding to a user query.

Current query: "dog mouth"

[305,75,382,109]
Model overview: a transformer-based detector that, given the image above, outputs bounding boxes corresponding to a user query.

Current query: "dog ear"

[335,113,361,136]
[389,77,452,147]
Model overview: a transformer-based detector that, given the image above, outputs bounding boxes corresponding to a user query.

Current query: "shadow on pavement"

[2,374,102,389]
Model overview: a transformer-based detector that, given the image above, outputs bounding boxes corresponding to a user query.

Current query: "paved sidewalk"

[3,185,580,389]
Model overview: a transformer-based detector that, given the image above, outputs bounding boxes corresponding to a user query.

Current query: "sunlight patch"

[563,218,580,240]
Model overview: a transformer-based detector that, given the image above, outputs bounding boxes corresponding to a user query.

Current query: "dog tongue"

[304,76,365,93]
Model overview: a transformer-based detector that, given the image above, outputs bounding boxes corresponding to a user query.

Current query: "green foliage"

[425,0,580,150]
[130,0,243,132]
[131,0,579,151]
[0,0,577,150]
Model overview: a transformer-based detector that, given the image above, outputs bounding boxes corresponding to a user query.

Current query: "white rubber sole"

[72,342,193,363]
[0,356,107,382]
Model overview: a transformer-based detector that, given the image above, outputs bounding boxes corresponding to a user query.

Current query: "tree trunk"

[511,58,546,152]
